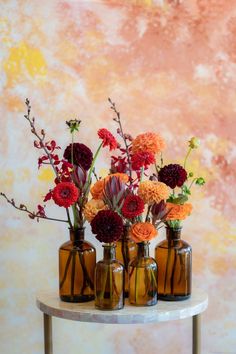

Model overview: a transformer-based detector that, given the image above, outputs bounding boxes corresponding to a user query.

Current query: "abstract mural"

[0,1,236,353]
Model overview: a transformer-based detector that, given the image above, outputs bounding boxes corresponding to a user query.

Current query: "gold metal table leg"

[44,313,53,354]
[193,314,201,354]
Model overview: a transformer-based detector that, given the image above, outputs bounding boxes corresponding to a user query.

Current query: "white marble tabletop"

[36,288,208,324]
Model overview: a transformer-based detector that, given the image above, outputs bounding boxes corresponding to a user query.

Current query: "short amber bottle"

[116,225,137,297]
[59,228,96,303]
[95,244,124,310]
[129,242,158,306]
[155,227,192,301]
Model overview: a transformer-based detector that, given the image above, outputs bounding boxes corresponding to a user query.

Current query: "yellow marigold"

[90,179,105,199]
[165,202,193,220]
[105,173,129,183]
[129,222,157,243]
[132,132,165,154]
[138,180,169,204]
[84,199,108,222]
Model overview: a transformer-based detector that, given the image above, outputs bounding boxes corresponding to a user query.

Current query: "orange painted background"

[0,1,236,353]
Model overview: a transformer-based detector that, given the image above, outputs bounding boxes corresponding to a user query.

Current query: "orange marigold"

[129,222,157,243]
[165,202,193,220]
[84,199,108,222]
[90,179,105,199]
[138,180,169,204]
[132,132,165,155]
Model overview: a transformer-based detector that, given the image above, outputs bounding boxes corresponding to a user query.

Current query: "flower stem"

[184,147,192,169]
[87,142,103,185]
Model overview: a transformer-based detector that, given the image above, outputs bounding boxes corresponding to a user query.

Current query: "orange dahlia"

[138,180,169,204]
[132,132,165,155]
[84,199,108,222]
[129,222,157,243]
[105,173,129,184]
[165,202,193,220]
[90,179,105,199]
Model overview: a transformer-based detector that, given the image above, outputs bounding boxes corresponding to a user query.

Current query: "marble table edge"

[36,289,208,325]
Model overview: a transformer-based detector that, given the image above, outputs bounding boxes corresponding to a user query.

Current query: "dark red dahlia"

[63,143,93,170]
[131,151,155,170]
[52,182,79,208]
[98,128,118,151]
[91,210,123,243]
[122,194,144,219]
[158,164,187,189]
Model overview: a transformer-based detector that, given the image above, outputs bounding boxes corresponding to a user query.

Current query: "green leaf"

[167,194,188,205]
[182,184,191,195]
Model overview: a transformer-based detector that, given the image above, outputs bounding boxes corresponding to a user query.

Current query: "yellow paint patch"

[0,170,15,190]
[19,168,31,182]
[38,168,54,183]
[3,42,47,87]
[4,95,25,112]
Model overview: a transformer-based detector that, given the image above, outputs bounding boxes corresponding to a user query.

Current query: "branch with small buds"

[0,192,69,224]
[108,98,133,180]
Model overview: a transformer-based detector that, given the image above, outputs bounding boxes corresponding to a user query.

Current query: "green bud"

[189,137,200,149]
[66,119,81,133]
[195,177,205,186]
[189,172,194,177]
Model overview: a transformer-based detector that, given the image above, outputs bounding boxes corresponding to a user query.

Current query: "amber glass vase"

[155,227,192,301]
[95,244,124,310]
[59,228,96,303]
[116,225,137,297]
[129,242,158,306]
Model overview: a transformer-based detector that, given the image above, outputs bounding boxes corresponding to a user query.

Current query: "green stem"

[135,266,139,304]
[70,250,76,300]
[109,265,113,302]
[184,147,192,169]
[78,250,94,291]
[60,251,73,289]
[87,142,103,184]
[164,242,171,295]
[140,166,144,182]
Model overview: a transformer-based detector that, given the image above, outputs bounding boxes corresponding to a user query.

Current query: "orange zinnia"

[90,179,105,199]
[132,132,165,155]
[105,173,129,184]
[129,222,157,243]
[138,180,169,204]
[165,202,193,220]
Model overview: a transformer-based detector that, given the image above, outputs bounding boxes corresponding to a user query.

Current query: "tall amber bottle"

[116,225,137,297]
[59,227,96,303]
[129,242,158,306]
[95,244,124,310]
[155,227,192,301]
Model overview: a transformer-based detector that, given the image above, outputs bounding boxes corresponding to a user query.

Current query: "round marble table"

[36,288,208,354]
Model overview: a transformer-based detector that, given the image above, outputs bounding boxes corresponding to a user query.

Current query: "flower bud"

[189,137,200,149]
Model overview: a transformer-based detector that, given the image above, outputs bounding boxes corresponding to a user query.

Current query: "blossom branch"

[108,98,132,179]
[0,192,69,223]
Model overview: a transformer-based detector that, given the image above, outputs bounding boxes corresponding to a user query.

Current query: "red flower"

[52,182,79,208]
[158,164,187,189]
[91,210,123,243]
[98,128,118,151]
[131,151,155,170]
[121,195,144,219]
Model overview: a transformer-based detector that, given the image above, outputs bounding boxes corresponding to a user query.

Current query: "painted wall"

[0,1,236,353]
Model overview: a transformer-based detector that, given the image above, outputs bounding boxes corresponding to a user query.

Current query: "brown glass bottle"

[95,244,124,310]
[155,227,192,301]
[59,228,96,303]
[116,225,137,297]
[129,242,158,306]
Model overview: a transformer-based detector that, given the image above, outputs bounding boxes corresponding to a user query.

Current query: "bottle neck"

[103,244,116,260]
[70,227,85,242]
[137,242,149,257]
[166,227,182,241]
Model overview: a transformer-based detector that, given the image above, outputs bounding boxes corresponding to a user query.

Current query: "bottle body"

[116,226,137,297]
[129,242,158,306]
[59,228,96,303]
[155,227,192,301]
[95,244,124,310]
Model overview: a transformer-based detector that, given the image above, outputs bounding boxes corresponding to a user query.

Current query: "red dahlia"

[91,210,123,243]
[52,182,79,208]
[158,164,187,189]
[131,151,155,170]
[98,128,118,151]
[63,143,93,170]
[122,195,144,219]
